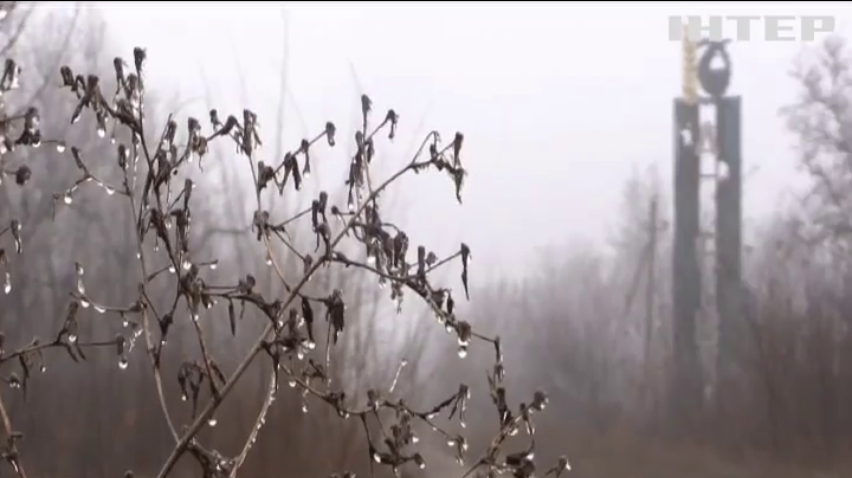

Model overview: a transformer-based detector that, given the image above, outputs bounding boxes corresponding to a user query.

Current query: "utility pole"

[643,196,658,415]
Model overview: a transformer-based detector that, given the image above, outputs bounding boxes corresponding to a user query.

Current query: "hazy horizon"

[79,1,852,278]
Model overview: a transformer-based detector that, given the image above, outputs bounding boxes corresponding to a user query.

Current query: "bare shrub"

[0,7,570,478]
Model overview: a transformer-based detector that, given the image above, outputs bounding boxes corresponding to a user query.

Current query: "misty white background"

[79,1,852,278]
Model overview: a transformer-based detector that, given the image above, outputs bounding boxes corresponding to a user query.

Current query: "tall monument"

[672,32,743,420]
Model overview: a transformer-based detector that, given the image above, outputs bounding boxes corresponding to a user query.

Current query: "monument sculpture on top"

[696,39,732,100]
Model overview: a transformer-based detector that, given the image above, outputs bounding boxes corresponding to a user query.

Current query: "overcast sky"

[80,1,852,277]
